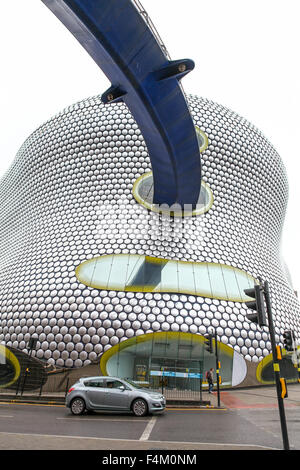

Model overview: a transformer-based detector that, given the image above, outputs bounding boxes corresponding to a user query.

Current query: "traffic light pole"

[264,280,290,451]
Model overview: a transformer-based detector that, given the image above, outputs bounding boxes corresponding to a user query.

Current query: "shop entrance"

[147,358,204,393]
[100,331,239,396]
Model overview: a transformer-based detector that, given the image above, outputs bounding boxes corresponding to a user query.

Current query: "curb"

[0,395,225,409]
[0,396,66,405]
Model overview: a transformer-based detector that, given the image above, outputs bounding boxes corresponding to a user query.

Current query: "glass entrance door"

[149,357,203,395]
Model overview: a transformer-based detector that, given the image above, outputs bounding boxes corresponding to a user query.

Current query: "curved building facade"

[0,94,299,387]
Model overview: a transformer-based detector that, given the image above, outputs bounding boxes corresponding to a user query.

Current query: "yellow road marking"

[166,407,228,411]
[0,401,65,407]
[0,402,227,412]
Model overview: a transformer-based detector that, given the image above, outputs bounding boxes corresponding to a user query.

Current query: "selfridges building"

[0,93,299,390]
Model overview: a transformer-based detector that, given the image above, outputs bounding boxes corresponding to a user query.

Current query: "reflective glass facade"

[100,332,240,390]
[76,254,256,302]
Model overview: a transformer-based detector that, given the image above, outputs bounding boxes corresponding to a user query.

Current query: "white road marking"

[139,416,157,441]
[0,415,14,418]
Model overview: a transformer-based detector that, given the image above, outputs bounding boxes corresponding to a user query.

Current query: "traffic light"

[28,337,38,351]
[204,334,213,353]
[244,284,267,327]
[283,330,294,352]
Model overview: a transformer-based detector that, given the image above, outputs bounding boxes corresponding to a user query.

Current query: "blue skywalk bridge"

[41,0,201,207]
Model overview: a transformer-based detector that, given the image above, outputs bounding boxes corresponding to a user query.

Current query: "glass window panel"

[95,379,106,388]
[143,258,164,289]
[207,263,227,299]
[106,344,120,377]
[159,261,179,293]
[84,378,106,387]
[107,254,130,290]
[222,266,241,301]
[125,255,146,289]
[115,343,120,378]
[177,332,193,360]
[106,379,123,388]
[152,332,168,358]
[76,259,97,287]
[131,338,140,382]
[177,261,196,295]
[191,334,202,360]
[134,341,150,381]
[135,339,151,357]
[90,256,113,288]
[193,263,213,297]
[166,331,179,361]
[128,257,166,292]
[235,268,255,301]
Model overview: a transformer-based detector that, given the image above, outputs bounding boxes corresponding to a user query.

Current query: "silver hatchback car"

[66,376,166,417]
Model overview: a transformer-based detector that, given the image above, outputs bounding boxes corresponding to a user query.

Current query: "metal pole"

[264,280,290,451]
[15,373,21,397]
[64,377,70,398]
[39,376,44,398]
[199,361,202,403]
[21,347,32,396]
[214,331,221,407]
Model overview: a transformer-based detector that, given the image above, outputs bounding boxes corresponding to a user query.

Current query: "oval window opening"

[76,254,257,303]
[195,126,209,153]
[132,172,213,216]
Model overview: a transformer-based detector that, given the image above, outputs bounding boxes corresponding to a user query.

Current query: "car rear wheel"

[70,397,86,415]
[132,398,148,417]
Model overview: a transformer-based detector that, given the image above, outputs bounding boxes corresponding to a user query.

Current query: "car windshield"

[123,378,146,389]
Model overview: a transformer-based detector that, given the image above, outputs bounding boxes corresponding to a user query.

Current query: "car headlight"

[149,394,162,400]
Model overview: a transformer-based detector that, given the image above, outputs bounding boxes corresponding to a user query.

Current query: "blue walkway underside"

[41,0,202,207]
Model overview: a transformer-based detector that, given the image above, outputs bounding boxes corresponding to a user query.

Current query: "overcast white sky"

[0,0,300,293]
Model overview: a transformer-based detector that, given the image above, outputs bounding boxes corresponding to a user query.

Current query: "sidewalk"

[211,383,300,409]
[167,383,300,409]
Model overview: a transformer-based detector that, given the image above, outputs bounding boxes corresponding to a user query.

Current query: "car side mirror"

[119,385,126,391]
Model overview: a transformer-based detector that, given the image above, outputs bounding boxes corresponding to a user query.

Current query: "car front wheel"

[132,398,148,417]
[70,397,86,415]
